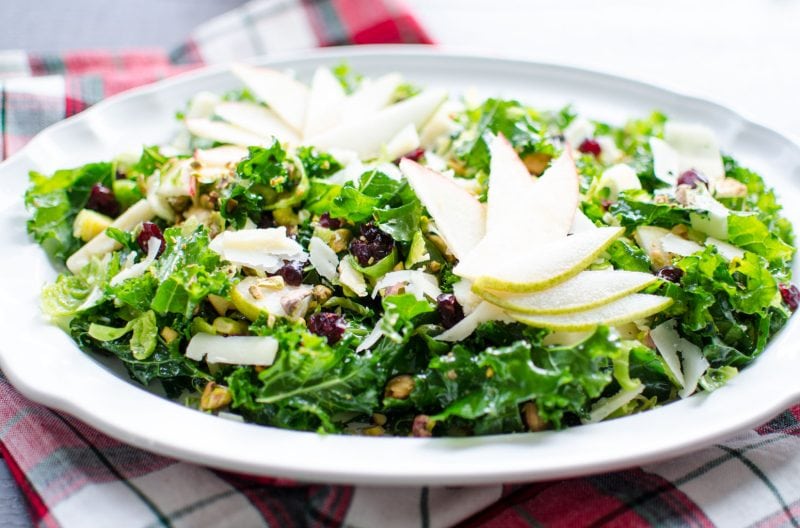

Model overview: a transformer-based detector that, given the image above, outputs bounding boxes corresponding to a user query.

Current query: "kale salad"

[26,64,796,437]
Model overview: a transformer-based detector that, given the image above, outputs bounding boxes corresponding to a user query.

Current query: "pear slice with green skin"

[510,293,672,331]
[214,101,300,143]
[400,159,486,260]
[231,276,313,321]
[185,118,271,147]
[474,269,657,315]
[458,226,624,293]
[303,67,346,138]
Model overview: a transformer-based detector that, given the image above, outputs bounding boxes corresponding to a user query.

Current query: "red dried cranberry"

[275,261,304,286]
[136,222,166,257]
[319,212,342,229]
[436,293,464,329]
[256,212,274,229]
[578,138,602,158]
[411,415,432,437]
[780,283,800,311]
[600,199,614,211]
[677,169,709,188]
[86,184,120,217]
[656,265,683,283]
[307,312,346,344]
[395,147,425,164]
[349,222,395,267]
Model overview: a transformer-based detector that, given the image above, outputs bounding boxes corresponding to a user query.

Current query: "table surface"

[0,0,798,525]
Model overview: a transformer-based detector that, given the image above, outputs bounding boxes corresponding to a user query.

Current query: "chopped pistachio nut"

[160,326,180,344]
[200,382,232,411]
[385,375,415,400]
[521,402,548,432]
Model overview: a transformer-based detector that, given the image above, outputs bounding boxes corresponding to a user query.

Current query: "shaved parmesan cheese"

[110,237,160,286]
[338,258,368,297]
[309,236,339,282]
[372,270,441,301]
[563,116,594,149]
[209,227,307,273]
[650,318,709,397]
[650,137,681,184]
[598,164,641,199]
[452,279,481,315]
[436,302,511,342]
[660,233,703,257]
[186,333,278,366]
[356,320,385,352]
[583,384,645,424]
[664,122,724,186]
[596,136,622,165]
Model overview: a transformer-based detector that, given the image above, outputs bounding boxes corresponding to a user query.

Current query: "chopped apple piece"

[304,67,346,137]
[230,64,309,133]
[215,101,300,143]
[458,226,624,293]
[73,209,112,242]
[307,89,446,158]
[185,118,270,147]
[510,294,672,331]
[474,270,656,314]
[399,159,486,259]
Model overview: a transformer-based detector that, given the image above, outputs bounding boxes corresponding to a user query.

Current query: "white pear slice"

[660,233,703,257]
[230,64,309,133]
[436,302,511,342]
[304,67,346,137]
[194,146,248,167]
[485,135,578,241]
[384,124,421,161]
[215,101,300,143]
[307,89,446,158]
[231,277,313,321]
[474,270,657,315]
[457,226,624,293]
[185,118,270,147]
[569,210,597,234]
[650,137,681,184]
[510,293,672,331]
[706,237,745,262]
[342,73,402,123]
[399,159,485,259]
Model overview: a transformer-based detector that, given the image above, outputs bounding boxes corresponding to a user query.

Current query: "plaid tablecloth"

[2,1,800,526]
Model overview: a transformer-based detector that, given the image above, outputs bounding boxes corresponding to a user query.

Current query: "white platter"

[1,46,799,486]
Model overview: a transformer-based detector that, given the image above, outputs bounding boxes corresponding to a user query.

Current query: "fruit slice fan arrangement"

[25,64,796,436]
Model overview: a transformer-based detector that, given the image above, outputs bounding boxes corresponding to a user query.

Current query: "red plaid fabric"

[3,1,800,527]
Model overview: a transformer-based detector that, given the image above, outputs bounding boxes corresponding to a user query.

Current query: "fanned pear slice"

[458,226,624,293]
[342,73,403,124]
[307,89,446,158]
[231,64,309,133]
[185,118,270,147]
[215,101,300,143]
[474,270,657,314]
[304,67,346,137]
[400,159,485,259]
[485,134,578,241]
[510,294,672,331]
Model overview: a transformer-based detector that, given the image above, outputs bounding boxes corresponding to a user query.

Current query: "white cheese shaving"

[338,257,368,297]
[185,334,278,366]
[109,237,161,286]
[436,302,511,342]
[650,319,709,397]
[660,233,703,257]
[372,270,441,301]
[583,384,645,424]
[705,237,745,262]
[308,236,340,282]
[356,320,385,353]
[452,279,481,315]
[563,116,594,149]
[209,227,308,273]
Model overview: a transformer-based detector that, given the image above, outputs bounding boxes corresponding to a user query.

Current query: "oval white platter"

[1,46,799,486]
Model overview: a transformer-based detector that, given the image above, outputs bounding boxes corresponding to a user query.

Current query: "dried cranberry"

[396,147,425,164]
[349,222,395,267]
[600,199,614,211]
[256,212,274,229]
[115,169,127,180]
[136,222,166,257]
[656,265,683,283]
[275,261,304,286]
[307,312,346,344]
[319,212,342,229]
[780,283,800,311]
[677,169,709,188]
[411,415,433,438]
[578,138,602,158]
[436,293,464,329]
[86,184,120,217]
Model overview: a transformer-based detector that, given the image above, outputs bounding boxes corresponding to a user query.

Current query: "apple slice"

[485,134,578,240]
[215,101,300,143]
[509,293,672,331]
[399,159,486,259]
[474,270,656,314]
[307,89,446,158]
[457,226,624,293]
[230,64,309,133]
[342,73,403,123]
[185,118,271,147]
[304,67,346,137]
